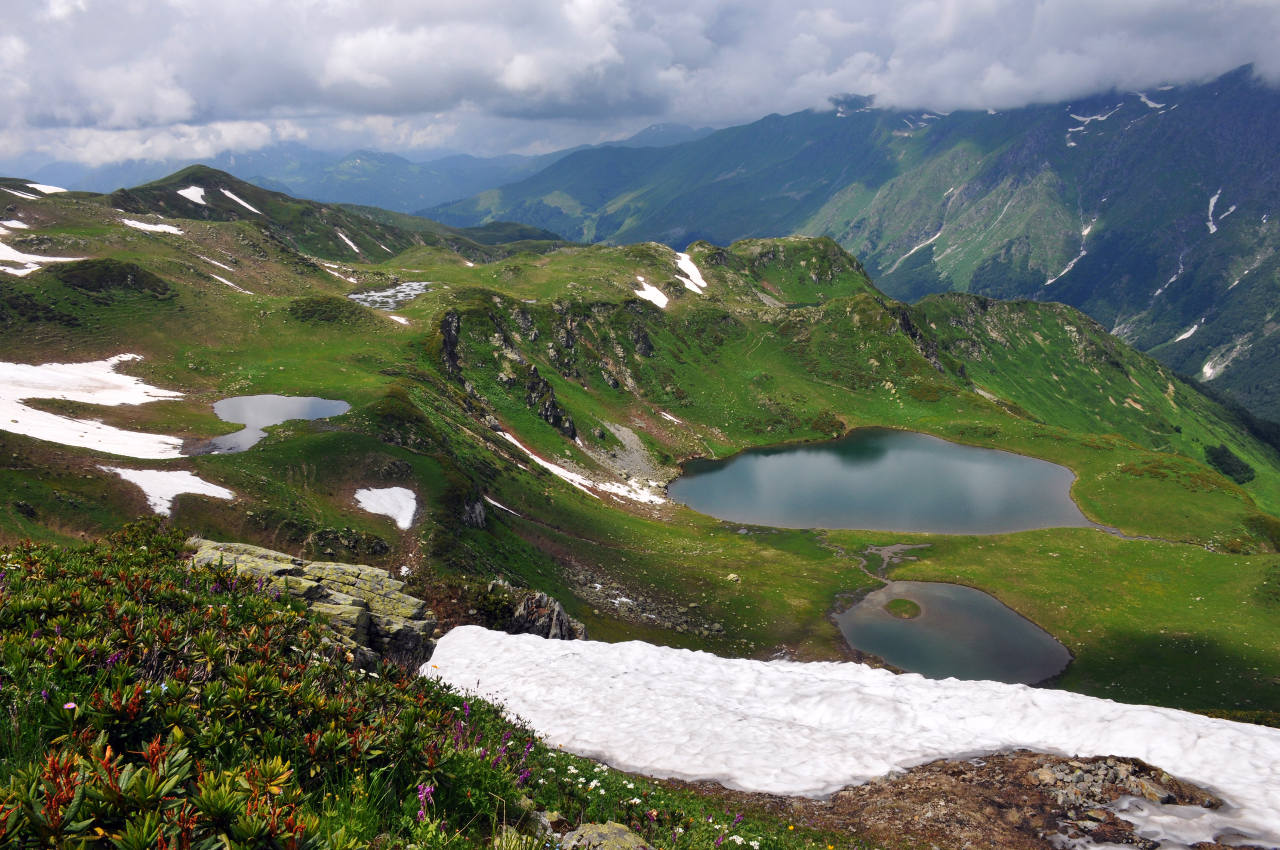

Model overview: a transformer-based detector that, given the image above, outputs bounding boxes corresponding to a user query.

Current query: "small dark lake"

[836,581,1072,683]
[666,428,1092,534]
[207,395,350,453]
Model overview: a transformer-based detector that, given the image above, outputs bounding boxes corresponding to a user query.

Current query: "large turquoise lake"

[666,428,1093,534]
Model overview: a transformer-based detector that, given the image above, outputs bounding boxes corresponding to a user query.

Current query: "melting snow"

[1207,189,1222,234]
[347,280,431,310]
[1134,92,1166,109]
[1,219,29,229]
[499,432,665,505]
[177,186,206,205]
[1153,253,1186,298]
[675,252,708,294]
[210,274,252,294]
[354,486,416,529]
[336,230,361,253]
[101,467,233,515]
[428,627,1280,847]
[3,188,39,200]
[0,354,185,459]
[378,242,392,253]
[220,188,261,214]
[659,411,683,425]
[633,276,669,309]
[388,315,409,325]
[1201,336,1252,381]
[121,218,183,235]
[324,268,357,284]
[26,183,67,194]
[1068,105,1123,124]
[1173,319,1203,343]
[0,240,85,276]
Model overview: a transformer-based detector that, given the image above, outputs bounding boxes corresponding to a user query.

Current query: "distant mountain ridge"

[428,67,1280,419]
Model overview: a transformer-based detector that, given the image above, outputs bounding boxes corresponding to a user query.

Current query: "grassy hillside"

[0,178,1277,724]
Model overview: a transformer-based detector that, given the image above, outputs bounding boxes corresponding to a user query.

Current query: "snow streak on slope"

[3,188,38,200]
[428,627,1280,847]
[886,228,942,274]
[101,467,233,515]
[26,183,67,194]
[177,186,206,205]
[1207,189,1222,234]
[1134,92,1166,109]
[1044,219,1095,286]
[220,188,261,214]
[498,432,665,504]
[210,274,252,294]
[1174,319,1204,342]
[0,354,185,459]
[0,240,85,277]
[336,230,360,253]
[121,218,183,235]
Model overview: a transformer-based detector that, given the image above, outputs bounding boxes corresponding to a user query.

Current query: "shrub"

[1205,443,1255,484]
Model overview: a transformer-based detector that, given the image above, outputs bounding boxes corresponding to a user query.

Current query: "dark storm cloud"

[4,0,1279,164]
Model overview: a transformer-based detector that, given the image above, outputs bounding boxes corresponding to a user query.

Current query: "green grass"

[883,598,921,619]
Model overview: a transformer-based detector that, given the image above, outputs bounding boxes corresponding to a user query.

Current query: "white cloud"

[4,0,1280,164]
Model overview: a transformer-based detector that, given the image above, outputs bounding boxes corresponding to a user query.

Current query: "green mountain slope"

[1,180,1278,721]
[430,68,1280,419]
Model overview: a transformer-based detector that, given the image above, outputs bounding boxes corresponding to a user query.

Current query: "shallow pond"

[666,428,1092,534]
[206,395,350,453]
[836,581,1072,683]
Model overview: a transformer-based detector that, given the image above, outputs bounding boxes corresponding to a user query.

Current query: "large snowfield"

[429,626,1280,848]
[0,354,186,458]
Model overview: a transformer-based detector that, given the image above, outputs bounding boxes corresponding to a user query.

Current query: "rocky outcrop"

[441,310,462,374]
[525,366,577,438]
[509,591,588,640]
[189,538,437,668]
[560,822,653,850]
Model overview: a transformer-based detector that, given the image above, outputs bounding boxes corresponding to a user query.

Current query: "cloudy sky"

[4,0,1280,167]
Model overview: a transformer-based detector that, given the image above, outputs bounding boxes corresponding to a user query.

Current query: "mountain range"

[428,67,1280,420]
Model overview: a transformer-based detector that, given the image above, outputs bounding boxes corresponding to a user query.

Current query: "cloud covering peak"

[6,0,1280,164]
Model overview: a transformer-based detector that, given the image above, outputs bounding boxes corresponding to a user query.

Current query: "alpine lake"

[667,429,1091,683]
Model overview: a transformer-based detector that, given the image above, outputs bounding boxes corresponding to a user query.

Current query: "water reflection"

[206,395,350,453]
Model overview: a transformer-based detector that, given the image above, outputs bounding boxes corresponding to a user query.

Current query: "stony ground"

[659,750,1255,850]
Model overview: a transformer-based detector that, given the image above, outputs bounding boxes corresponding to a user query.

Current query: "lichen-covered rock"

[561,822,653,850]
[189,537,436,667]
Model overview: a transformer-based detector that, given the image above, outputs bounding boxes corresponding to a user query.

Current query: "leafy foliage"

[1206,443,1256,484]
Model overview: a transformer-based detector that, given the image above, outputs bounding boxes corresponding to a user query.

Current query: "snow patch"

[210,274,252,294]
[659,411,683,425]
[26,183,67,194]
[1,219,30,230]
[464,260,475,267]
[1068,105,1122,124]
[347,280,430,310]
[102,467,232,515]
[378,242,392,253]
[1153,252,1186,298]
[0,241,84,268]
[1173,319,1203,343]
[633,276,669,309]
[427,627,1280,847]
[354,486,416,530]
[220,188,261,214]
[388,315,409,325]
[3,188,38,200]
[675,252,708,294]
[0,354,185,458]
[499,432,665,505]
[336,230,361,253]
[1134,92,1165,109]
[1201,336,1252,381]
[121,218,183,235]
[177,186,206,205]
[324,268,357,284]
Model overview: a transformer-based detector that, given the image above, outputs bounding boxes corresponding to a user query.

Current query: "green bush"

[1205,443,1255,484]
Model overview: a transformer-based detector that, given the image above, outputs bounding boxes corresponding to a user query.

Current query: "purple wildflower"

[516,768,532,787]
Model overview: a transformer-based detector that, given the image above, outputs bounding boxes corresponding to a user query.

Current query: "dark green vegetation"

[0,522,864,848]
[0,173,1278,728]
[883,599,920,619]
[430,68,1280,419]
